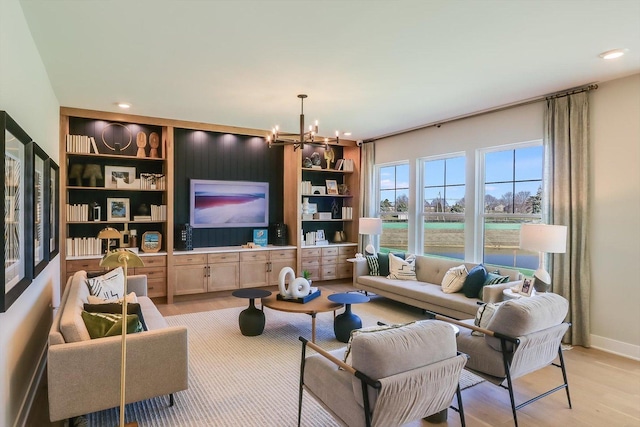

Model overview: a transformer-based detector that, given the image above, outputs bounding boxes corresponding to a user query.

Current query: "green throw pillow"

[81,311,143,339]
[462,264,487,298]
[84,302,148,331]
[477,272,510,299]
[377,252,405,277]
[365,255,380,276]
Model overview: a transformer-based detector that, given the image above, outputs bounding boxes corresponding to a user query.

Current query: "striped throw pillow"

[365,255,380,276]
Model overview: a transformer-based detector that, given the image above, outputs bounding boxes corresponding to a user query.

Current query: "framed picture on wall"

[45,158,59,259]
[1,111,34,312]
[28,141,49,277]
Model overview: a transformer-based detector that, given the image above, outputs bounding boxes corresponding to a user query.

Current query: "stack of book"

[150,204,167,221]
[66,135,98,154]
[65,237,103,256]
[341,206,353,219]
[300,181,313,195]
[334,158,355,171]
[66,204,89,221]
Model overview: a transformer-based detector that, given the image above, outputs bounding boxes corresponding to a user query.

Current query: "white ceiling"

[20,0,640,141]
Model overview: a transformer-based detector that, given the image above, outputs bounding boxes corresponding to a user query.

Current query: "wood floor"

[27,282,640,427]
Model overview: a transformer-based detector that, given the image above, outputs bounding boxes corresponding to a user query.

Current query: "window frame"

[375,161,411,253]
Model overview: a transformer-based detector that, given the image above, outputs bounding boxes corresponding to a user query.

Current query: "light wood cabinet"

[239,252,269,288]
[208,252,239,291]
[268,249,297,285]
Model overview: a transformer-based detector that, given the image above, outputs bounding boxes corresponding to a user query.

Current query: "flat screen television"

[189,179,269,228]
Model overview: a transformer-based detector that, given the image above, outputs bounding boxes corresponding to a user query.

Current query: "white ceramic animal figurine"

[278,267,310,298]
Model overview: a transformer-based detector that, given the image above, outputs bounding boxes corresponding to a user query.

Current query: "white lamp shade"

[519,224,567,253]
[359,217,382,235]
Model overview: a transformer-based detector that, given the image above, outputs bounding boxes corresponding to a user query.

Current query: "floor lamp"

[98,228,145,427]
[519,223,567,292]
[359,217,382,255]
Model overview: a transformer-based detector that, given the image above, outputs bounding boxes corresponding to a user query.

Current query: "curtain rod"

[366,83,598,142]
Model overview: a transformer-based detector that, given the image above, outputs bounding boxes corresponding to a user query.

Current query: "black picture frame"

[28,141,49,277]
[1,111,34,312]
[45,158,60,259]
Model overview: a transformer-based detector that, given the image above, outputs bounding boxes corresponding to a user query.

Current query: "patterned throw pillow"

[472,302,502,336]
[365,255,380,276]
[387,253,417,280]
[86,267,125,300]
[377,252,405,277]
[86,292,138,305]
[441,265,468,294]
[81,311,143,339]
[478,272,511,298]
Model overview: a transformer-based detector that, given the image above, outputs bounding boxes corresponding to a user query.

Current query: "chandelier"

[267,94,339,150]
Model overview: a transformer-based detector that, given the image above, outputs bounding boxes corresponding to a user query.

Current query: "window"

[378,163,409,253]
[482,144,543,272]
[421,155,465,260]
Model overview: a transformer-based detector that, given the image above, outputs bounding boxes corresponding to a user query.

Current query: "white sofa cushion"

[60,271,91,342]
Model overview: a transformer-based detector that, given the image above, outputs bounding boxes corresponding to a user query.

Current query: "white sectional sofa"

[352,254,522,319]
[47,270,189,422]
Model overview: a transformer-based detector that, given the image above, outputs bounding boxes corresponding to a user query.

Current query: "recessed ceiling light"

[117,102,131,109]
[343,132,352,136]
[599,49,627,60]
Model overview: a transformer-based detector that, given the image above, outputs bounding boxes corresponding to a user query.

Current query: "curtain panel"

[359,143,375,254]
[543,91,591,346]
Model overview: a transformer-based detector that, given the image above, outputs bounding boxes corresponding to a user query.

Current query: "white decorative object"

[278,267,311,298]
[302,197,310,214]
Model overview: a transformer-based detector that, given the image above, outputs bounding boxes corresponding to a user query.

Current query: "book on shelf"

[150,204,167,221]
[133,215,152,221]
[342,158,354,172]
[66,134,94,154]
[66,203,89,221]
[66,237,103,257]
[341,206,353,219]
[335,159,344,170]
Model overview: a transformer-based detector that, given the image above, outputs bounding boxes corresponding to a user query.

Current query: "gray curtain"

[543,92,591,346]
[359,143,375,253]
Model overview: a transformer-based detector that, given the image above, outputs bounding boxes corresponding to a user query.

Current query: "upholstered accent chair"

[432,293,572,426]
[297,320,469,427]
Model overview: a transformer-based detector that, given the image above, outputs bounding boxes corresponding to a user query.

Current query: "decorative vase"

[302,198,310,214]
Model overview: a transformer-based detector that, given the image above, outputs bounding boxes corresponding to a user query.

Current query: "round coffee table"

[232,289,272,336]
[327,292,370,343]
[261,293,343,343]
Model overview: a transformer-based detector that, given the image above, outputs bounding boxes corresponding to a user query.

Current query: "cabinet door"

[239,261,268,288]
[173,264,207,295]
[208,263,239,291]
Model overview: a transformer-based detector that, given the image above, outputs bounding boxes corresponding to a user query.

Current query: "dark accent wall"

[174,129,284,248]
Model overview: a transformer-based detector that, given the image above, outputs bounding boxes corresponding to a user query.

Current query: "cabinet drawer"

[208,252,239,263]
[337,263,353,279]
[269,249,296,260]
[302,258,320,269]
[339,246,357,258]
[240,252,268,262]
[139,255,166,267]
[301,247,321,257]
[67,259,103,273]
[147,278,167,297]
[321,265,337,280]
[321,247,339,257]
[304,268,320,281]
[174,254,207,265]
[135,266,166,280]
[321,256,338,265]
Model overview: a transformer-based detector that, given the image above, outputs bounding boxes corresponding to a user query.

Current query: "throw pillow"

[387,253,417,280]
[86,292,138,305]
[84,302,148,331]
[441,265,468,294]
[462,264,487,298]
[472,302,502,336]
[365,255,380,276]
[86,267,125,300]
[377,252,405,277]
[81,311,143,339]
[343,322,414,366]
[478,272,511,298]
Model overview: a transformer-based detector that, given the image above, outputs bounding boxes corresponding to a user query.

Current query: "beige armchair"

[298,320,469,427]
[431,293,572,427]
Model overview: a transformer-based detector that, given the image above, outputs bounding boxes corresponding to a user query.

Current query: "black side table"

[232,289,272,336]
[327,293,370,343]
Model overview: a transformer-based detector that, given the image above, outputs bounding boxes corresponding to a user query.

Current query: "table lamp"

[359,217,382,255]
[519,223,567,292]
[98,226,121,253]
[98,228,145,427]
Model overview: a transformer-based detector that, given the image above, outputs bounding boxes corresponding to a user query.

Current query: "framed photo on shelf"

[316,229,325,241]
[104,165,136,189]
[519,277,535,297]
[106,198,130,221]
[326,179,339,195]
[141,231,162,253]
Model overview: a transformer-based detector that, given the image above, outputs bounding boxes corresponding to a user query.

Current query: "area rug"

[86,297,483,426]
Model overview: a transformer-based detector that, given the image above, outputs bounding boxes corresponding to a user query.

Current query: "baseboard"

[14,342,48,427]
[591,334,640,361]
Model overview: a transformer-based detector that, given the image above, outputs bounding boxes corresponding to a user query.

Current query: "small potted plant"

[302,270,312,286]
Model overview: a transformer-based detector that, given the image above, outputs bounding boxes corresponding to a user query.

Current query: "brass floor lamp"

[98,227,145,427]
